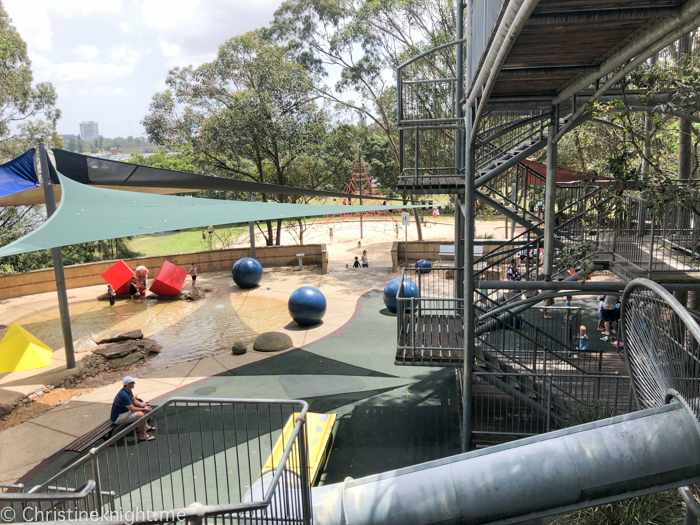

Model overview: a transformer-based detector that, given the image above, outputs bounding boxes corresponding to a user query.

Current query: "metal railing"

[397,39,467,183]
[469,371,632,441]
[606,197,700,273]
[11,398,312,524]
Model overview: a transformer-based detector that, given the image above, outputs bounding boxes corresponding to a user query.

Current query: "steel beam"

[543,110,558,279]
[526,7,680,25]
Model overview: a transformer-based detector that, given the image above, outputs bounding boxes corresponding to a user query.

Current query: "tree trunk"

[265,220,274,246]
[275,219,282,246]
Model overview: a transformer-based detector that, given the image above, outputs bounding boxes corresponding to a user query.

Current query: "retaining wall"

[0,244,327,300]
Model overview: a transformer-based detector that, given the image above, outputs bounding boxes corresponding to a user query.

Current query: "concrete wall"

[391,241,504,273]
[0,244,328,300]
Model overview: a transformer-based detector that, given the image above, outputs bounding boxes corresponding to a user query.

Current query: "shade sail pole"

[38,144,75,369]
[248,192,256,258]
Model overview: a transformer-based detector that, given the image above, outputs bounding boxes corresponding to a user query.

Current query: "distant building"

[110,148,118,155]
[59,134,77,141]
[79,121,100,142]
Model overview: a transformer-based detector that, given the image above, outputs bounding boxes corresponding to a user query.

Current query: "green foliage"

[63,136,157,155]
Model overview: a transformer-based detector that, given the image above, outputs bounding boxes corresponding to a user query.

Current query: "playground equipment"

[0,323,53,373]
[100,259,134,295]
[415,259,432,274]
[262,412,337,486]
[383,278,419,313]
[149,261,188,296]
[232,257,263,288]
[288,287,327,326]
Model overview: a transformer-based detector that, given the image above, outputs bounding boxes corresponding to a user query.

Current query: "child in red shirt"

[138,283,147,302]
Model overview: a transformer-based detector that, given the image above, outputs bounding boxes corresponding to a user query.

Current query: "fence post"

[546,374,552,432]
[296,417,313,525]
[89,450,103,513]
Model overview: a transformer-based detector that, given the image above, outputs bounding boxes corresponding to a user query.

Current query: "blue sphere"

[288,287,327,326]
[415,259,432,274]
[383,278,420,313]
[232,258,263,288]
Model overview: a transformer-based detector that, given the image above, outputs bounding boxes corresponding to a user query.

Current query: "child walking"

[107,284,116,306]
[353,256,360,268]
[189,262,198,290]
[573,325,588,359]
[138,282,147,302]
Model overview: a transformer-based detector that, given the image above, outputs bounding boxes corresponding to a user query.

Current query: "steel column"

[38,144,76,369]
[543,108,558,279]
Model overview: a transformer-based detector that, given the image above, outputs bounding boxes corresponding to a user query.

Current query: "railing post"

[296,417,313,525]
[546,374,552,432]
[411,297,416,351]
[89,450,103,513]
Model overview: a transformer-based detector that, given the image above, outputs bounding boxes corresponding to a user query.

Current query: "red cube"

[101,260,134,296]
[149,261,188,296]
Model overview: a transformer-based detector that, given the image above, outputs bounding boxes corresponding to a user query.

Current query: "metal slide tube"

[312,403,700,525]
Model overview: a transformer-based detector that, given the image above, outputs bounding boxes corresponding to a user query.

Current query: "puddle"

[231,295,290,333]
[1,292,258,373]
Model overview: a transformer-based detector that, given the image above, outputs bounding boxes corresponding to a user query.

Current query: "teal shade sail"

[0,171,424,257]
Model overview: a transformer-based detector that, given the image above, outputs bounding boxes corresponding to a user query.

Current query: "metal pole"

[405,224,408,268]
[543,108,558,280]
[359,150,364,240]
[462,0,475,453]
[247,192,256,258]
[38,144,75,369]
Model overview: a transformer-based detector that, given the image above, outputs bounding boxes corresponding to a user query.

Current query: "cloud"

[4,0,125,53]
[74,45,99,61]
[76,87,137,97]
[30,52,137,83]
[138,0,282,66]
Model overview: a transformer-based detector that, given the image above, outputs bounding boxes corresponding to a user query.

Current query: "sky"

[3,0,285,139]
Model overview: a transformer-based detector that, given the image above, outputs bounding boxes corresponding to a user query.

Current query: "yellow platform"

[0,323,53,374]
[262,412,337,486]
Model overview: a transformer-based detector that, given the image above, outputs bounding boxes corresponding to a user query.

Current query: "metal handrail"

[29,397,311,524]
[0,482,97,502]
[679,486,700,523]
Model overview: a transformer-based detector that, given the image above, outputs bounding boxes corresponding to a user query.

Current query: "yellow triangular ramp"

[0,323,53,373]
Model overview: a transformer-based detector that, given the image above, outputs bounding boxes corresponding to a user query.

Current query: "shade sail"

[0,148,40,200]
[0,170,423,257]
[50,149,388,200]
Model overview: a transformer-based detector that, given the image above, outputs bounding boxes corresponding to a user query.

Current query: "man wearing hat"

[110,376,155,442]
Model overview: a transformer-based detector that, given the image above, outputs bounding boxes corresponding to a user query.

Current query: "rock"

[108,352,144,368]
[95,329,144,344]
[34,390,44,399]
[28,394,38,401]
[42,387,50,394]
[58,380,65,386]
[94,340,140,359]
[74,337,98,353]
[0,403,12,416]
[184,289,206,301]
[140,339,163,354]
[232,341,247,355]
[253,332,293,353]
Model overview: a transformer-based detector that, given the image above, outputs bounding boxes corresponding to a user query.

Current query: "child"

[574,325,588,358]
[107,284,116,307]
[129,277,138,301]
[353,256,360,268]
[597,295,604,331]
[189,262,198,290]
[361,250,369,268]
[563,295,572,323]
[138,282,147,302]
[202,230,206,241]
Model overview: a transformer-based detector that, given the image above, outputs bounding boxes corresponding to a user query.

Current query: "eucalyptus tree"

[143,30,353,246]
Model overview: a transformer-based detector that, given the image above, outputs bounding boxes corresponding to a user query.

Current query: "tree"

[0,2,60,160]
[271,0,458,167]
[143,30,353,245]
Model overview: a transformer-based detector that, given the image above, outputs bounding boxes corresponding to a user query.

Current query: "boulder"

[109,352,145,368]
[93,340,140,359]
[0,402,12,417]
[96,329,143,344]
[253,332,293,353]
[232,341,248,355]
[140,339,163,354]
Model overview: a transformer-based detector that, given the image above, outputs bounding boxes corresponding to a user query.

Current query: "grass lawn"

[128,225,249,257]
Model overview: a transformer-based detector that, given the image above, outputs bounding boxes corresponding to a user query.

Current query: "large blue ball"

[383,278,419,313]
[415,259,432,274]
[288,287,327,326]
[232,257,263,288]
